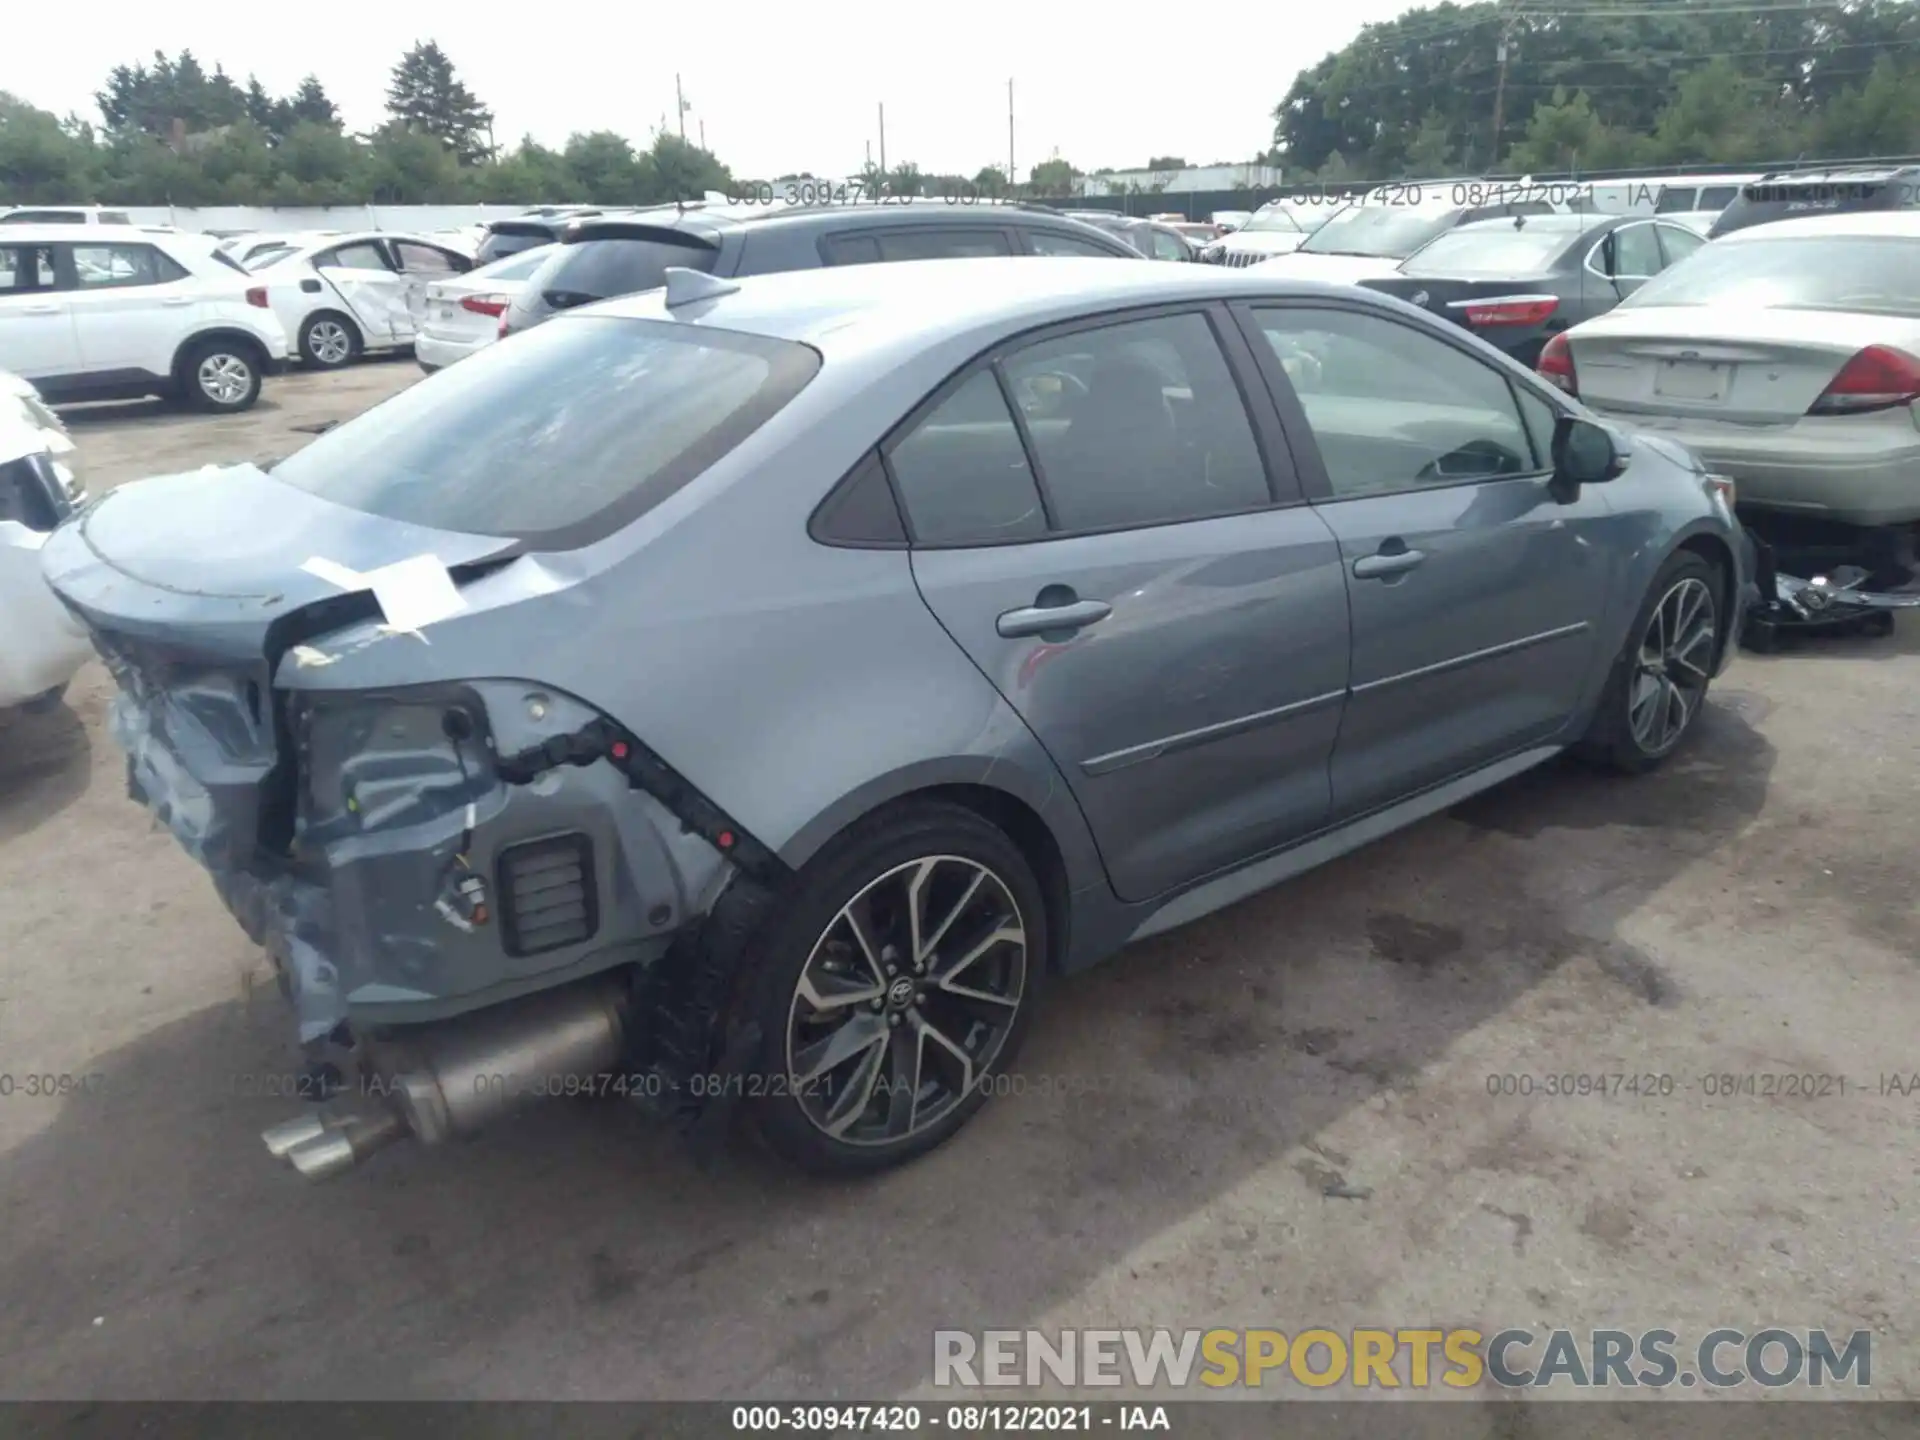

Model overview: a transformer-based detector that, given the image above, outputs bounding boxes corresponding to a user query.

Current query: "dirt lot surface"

[0,358,1915,1407]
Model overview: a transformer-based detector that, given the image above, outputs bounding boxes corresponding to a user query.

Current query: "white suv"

[0,225,290,412]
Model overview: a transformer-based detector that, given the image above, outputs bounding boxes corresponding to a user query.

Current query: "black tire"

[735,800,1047,1177]
[18,682,68,715]
[178,338,264,413]
[1577,551,1722,774]
[299,311,361,370]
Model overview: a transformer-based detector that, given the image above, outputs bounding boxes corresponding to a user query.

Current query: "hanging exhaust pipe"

[264,974,629,1181]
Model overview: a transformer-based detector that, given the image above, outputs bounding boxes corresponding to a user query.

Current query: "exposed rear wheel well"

[916,784,1073,974]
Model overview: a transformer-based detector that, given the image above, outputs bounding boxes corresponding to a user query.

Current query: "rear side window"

[822,228,1013,265]
[539,236,718,303]
[1655,187,1698,214]
[887,371,1046,544]
[1000,312,1271,531]
[318,242,390,272]
[0,244,57,292]
[269,316,820,546]
[0,209,85,224]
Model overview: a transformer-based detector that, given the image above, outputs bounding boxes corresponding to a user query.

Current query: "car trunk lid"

[1566,307,1920,425]
[1364,273,1564,345]
[42,463,516,867]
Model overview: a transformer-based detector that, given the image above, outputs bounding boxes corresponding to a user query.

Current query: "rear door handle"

[20,303,62,315]
[1352,549,1426,579]
[160,296,193,307]
[997,596,1112,639]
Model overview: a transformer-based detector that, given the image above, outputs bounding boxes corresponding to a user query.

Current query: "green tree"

[1404,111,1455,175]
[1028,156,1076,195]
[1145,155,1187,170]
[1810,54,1920,156]
[385,41,493,164]
[1506,87,1647,174]
[888,161,925,196]
[283,76,341,131]
[638,132,731,203]
[362,118,469,201]
[0,93,99,202]
[972,164,1008,195]
[563,131,641,203]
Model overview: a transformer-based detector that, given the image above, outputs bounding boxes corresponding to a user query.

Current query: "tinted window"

[70,243,184,288]
[1620,234,1920,317]
[0,210,85,224]
[885,228,1012,260]
[1001,312,1270,532]
[475,226,556,266]
[812,453,906,545]
[395,242,458,273]
[0,244,57,292]
[820,233,882,266]
[538,236,718,304]
[269,316,819,544]
[1655,186,1698,214]
[1611,224,1664,277]
[1655,223,1705,267]
[888,371,1046,545]
[318,242,390,272]
[1698,186,1739,210]
[1402,223,1579,276]
[99,211,132,225]
[1026,230,1122,257]
[1253,307,1536,497]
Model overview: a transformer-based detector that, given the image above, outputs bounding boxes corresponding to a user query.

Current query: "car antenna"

[663,267,740,307]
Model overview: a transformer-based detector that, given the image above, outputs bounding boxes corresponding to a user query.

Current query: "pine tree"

[385,42,493,164]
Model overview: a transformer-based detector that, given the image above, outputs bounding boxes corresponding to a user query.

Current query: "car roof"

[1750,165,1919,183]
[1715,210,1920,241]
[1443,212,1611,238]
[587,255,1392,356]
[569,199,1118,238]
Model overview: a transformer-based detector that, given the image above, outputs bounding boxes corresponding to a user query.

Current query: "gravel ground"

[0,357,1914,1406]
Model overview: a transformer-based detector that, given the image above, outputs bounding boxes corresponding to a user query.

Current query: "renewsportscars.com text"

[933,1327,1872,1390]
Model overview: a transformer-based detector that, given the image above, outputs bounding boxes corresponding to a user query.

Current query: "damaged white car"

[0,370,89,713]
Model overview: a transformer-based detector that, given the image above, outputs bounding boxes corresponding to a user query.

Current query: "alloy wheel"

[1629,575,1715,755]
[309,321,352,365]
[197,353,253,406]
[785,855,1028,1147]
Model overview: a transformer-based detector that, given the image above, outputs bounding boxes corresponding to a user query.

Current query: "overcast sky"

[3,0,1424,178]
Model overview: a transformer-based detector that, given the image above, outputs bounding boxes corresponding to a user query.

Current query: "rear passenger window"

[318,242,390,272]
[820,234,882,266]
[1000,312,1271,532]
[69,243,183,289]
[888,371,1046,545]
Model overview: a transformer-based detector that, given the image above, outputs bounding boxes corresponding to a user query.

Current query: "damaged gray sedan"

[43,258,1749,1180]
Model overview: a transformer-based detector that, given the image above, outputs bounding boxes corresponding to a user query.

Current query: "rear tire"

[179,339,263,413]
[736,801,1047,1177]
[299,312,361,370]
[1577,551,1721,774]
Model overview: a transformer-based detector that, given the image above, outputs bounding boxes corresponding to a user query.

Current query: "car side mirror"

[1550,415,1624,502]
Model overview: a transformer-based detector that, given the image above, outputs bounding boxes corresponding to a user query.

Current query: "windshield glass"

[269,316,820,544]
[1401,223,1579,276]
[471,244,556,282]
[1302,206,1458,258]
[1240,207,1304,234]
[1621,234,1920,316]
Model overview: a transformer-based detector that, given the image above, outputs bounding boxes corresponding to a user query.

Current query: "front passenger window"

[1253,307,1536,498]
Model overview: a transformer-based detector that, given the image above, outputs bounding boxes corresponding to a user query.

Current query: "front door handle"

[1352,548,1426,579]
[20,303,62,315]
[997,592,1112,639]
[160,296,193,307]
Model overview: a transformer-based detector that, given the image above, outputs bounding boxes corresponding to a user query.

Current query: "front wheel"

[739,801,1046,1176]
[1578,552,1721,773]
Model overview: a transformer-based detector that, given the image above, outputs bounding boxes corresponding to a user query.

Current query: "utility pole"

[676,74,687,143]
[699,118,706,151]
[878,103,887,176]
[1008,79,1016,193]
[1490,4,1518,172]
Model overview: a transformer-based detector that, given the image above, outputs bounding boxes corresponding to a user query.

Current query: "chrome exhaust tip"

[262,1112,334,1158]
[283,1110,408,1181]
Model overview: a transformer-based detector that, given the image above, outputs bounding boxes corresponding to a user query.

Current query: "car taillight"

[461,293,509,317]
[498,313,511,339]
[245,286,269,308]
[1807,345,1920,416]
[1538,332,1577,395]
[1453,295,1559,327]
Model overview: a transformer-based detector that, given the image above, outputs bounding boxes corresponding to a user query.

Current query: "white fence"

[104,205,577,235]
